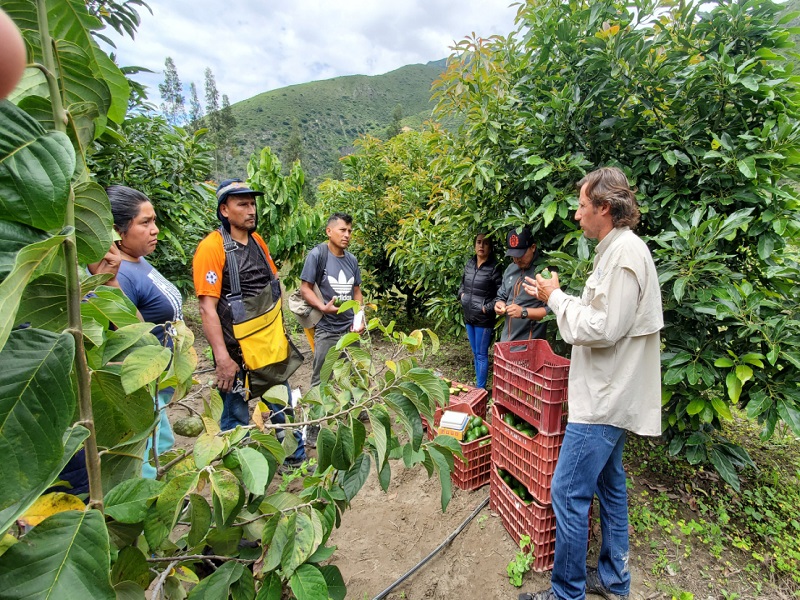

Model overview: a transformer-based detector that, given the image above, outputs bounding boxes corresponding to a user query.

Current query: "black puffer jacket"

[458,256,503,328]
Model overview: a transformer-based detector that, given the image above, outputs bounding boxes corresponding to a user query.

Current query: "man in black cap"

[193,179,306,464]
[492,226,549,341]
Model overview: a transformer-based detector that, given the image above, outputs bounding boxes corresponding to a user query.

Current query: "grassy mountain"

[227,59,446,180]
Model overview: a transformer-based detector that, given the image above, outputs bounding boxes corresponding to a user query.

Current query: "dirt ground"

[172,314,659,600]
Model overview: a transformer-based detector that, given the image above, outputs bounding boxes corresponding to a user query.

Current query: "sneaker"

[586,567,629,600]
[519,590,560,600]
[305,424,320,449]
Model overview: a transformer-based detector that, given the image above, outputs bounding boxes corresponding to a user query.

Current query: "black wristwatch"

[521,308,529,319]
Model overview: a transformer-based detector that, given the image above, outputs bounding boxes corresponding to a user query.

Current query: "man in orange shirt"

[193,179,306,464]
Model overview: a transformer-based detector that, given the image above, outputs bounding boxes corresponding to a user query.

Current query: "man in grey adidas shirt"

[300,212,364,392]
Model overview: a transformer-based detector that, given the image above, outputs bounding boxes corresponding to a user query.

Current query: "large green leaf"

[92,370,156,448]
[0,425,88,535]
[0,100,74,230]
[281,511,316,576]
[210,469,242,528]
[289,564,328,600]
[120,345,172,394]
[104,477,164,524]
[0,328,75,516]
[74,181,113,263]
[47,0,129,124]
[0,509,115,600]
[16,273,111,333]
[318,565,345,600]
[340,452,370,502]
[0,220,48,281]
[52,39,110,137]
[0,231,69,349]
[187,493,212,548]
[80,286,140,330]
[235,447,271,496]
[187,561,250,600]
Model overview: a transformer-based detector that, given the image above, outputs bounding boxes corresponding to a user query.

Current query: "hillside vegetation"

[228,60,446,179]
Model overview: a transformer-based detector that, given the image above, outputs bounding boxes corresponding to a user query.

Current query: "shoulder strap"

[315,243,328,286]
[219,226,241,297]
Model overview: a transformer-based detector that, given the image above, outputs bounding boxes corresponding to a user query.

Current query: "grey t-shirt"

[300,244,361,333]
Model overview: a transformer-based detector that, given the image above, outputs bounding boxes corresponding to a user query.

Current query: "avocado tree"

[0,2,458,599]
[412,0,800,491]
[318,131,440,318]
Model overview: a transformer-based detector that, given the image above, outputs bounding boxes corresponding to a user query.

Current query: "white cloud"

[105,0,519,104]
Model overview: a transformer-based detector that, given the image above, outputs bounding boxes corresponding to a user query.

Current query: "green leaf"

[48,0,130,123]
[708,447,740,492]
[255,572,282,600]
[0,510,115,600]
[340,452,370,501]
[250,431,286,466]
[104,477,164,523]
[102,322,160,364]
[0,100,74,230]
[282,511,317,576]
[264,513,293,573]
[734,364,753,384]
[74,181,113,263]
[318,565,345,600]
[383,392,423,451]
[120,345,172,394]
[725,371,742,403]
[91,370,156,448]
[368,405,391,471]
[113,580,146,600]
[235,447,271,496]
[776,400,800,437]
[81,286,140,329]
[710,397,733,421]
[0,425,88,535]
[210,469,241,528]
[736,157,757,179]
[187,561,248,600]
[1,232,70,349]
[110,546,150,588]
[686,397,706,416]
[147,472,199,549]
[0,220,49,281]
[713,357,734,368]
[289,564,328,600]
[187,493,212,548]
[0,328,75,519]
[331,425,355,471]
[315,426,335,473]
[194,432,225,469]
[16,273,110,334]
[426,446,453,512]
[542,201,558,227]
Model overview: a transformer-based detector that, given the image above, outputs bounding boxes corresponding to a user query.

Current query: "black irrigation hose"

[372,494,491,600]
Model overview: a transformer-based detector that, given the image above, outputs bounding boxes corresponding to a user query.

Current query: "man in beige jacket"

[520,167,663,600]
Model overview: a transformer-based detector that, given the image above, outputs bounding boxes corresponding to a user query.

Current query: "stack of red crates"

[428,402,492,490]
[489,339,570,572]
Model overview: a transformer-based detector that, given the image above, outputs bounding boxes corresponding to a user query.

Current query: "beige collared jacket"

[547,227,664,437]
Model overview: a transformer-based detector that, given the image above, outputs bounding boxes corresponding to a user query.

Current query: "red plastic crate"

[424,383,488,437]
[449,382,489,419]
[491,404,563,504]
[428,403,492,490]
[492,340,570,435]
[489,468,556,572]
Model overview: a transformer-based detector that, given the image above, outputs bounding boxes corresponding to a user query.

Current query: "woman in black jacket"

[458,233,503,389]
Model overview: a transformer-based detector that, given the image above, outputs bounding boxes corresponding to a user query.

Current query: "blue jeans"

[221,377,305,461]
[466,324,493,389]
[550,423,630,600]
[142,389,176,479]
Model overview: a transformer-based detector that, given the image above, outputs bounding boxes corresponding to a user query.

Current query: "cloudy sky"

[105,0,520,105]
